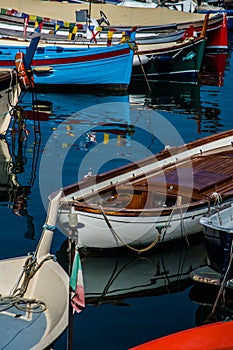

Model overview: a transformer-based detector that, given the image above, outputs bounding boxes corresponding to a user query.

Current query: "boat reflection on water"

[57,239,207,306]
[129,80,201,114]
[20,93,131,124]
[129,51,228,117]
[20,92,156,182]
[20,92,134,153]
[0,138,19,204]
[199,51,228,87]
[189,283,233,327]
[0,123,40,240]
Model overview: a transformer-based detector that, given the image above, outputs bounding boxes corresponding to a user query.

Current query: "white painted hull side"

[57,205,207,248]
[0,70,21,136]
[57,130,233,249]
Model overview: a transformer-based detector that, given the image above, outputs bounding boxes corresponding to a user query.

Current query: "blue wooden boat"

[0,41,135,91]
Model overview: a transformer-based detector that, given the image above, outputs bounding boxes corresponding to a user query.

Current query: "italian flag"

[70,249,85,313]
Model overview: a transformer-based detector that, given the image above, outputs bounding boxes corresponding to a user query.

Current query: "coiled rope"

[0,254,54,314]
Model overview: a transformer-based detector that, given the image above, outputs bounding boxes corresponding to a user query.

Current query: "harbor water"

[1,32,233,350]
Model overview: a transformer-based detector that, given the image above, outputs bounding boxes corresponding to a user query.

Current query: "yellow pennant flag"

[107,30,114,46]
[68,25,78,40]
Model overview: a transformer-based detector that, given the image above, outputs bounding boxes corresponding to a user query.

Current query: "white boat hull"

[58,204,209,249]
[56,130,233,249]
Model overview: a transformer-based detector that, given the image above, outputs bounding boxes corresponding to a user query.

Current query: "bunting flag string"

[68,23,77,40]
[54,22,61,35]
[0,7,75,32]
[34,20,44,33]
[107,30,115,47]
[0,6,117,43]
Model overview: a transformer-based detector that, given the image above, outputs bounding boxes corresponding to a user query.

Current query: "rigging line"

[180,205,190,247]
[6,69,17,109]
[95,259,120,305]
[28,90,42,187]
[134,45,151,95]
[160,206,176,243]
[161,243,191,292]
[211,239,233,316]
[95,255,155,305]
[32,89,41,135]
[98,204,159,253]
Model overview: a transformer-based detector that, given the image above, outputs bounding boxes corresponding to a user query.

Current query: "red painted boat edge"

[129,320,233,350]
[205,13,228,50]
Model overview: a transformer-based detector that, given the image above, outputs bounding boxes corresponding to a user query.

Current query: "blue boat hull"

[0,44,134,90]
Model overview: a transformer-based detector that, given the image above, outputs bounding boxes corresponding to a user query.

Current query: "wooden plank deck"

[134,149,233,200]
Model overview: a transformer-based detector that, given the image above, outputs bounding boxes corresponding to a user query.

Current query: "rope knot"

[43,223,56,231]
[210,192,222,206]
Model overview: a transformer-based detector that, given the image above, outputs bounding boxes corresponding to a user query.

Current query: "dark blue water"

[1,33,233,349]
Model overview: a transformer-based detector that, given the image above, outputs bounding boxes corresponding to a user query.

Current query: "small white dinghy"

[0,190,69,350]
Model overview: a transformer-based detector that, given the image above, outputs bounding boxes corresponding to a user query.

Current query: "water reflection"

[1,114,42,240]
[189,284,233,326]
[130,50,228,109]
[57,239,207,306]
[199,52,228,87]
[20,93,131,125]
[129,81,201,114]
[21,92,182,180]
[18,78,229,189]
[0,138,19,204]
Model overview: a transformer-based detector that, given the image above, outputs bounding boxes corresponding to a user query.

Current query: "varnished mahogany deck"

[61,130,233,217]
[74,147,233,215]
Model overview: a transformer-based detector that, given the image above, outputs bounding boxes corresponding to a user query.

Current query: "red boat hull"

[205,13,228,50]
[193,13,228,50]
[129,321,233,350]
